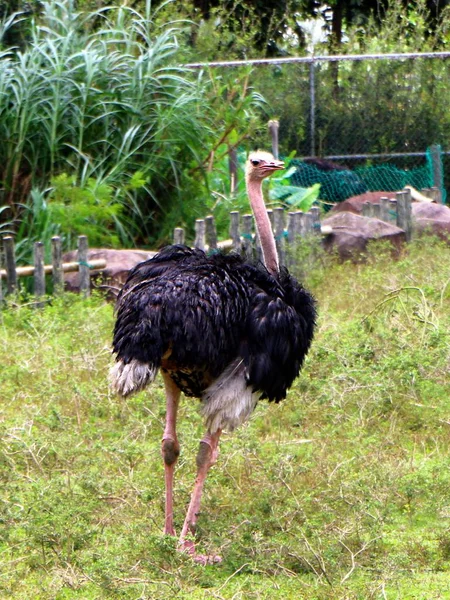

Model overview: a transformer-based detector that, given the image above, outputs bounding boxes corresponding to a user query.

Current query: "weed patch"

[1,241,450,598]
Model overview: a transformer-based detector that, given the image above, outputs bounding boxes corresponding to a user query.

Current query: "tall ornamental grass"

[0,1,264,257]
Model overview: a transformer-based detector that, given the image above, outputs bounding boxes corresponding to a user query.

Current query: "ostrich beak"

[263,159,284,173]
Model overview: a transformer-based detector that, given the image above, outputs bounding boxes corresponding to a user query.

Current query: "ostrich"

[110,151,316,563]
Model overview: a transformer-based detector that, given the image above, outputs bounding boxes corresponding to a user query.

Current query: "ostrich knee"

[196,438,219,472]
[162,437,180,467]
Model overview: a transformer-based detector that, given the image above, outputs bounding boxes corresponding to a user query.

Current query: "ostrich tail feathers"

[109,359,157,397]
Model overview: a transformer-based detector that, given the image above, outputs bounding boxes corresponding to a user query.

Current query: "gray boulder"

[63,248,155,297]
[322,212,406,260]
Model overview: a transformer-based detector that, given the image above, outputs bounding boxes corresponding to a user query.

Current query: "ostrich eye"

[251,159,260,166]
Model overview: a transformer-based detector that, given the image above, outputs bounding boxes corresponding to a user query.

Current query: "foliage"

[48,174,122,247]
[0,1,266,254]
[1,239,450,598]
[267,154,321,211]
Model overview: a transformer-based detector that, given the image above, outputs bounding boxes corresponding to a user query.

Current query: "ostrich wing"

[112,246,249,395]
[240,266,317,402]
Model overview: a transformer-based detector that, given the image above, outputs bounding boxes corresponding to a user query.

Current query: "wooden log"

[51,236,63,294]
[78,235,90,297]
[241,214,254,261]
[0,259,107,279]
[268,120,279,159]
[273,207,286,266]
[173,227,185,245]
[3,236,18,295]
[33,242,45,305]
[205,215,218,251]
[380,197,390,222]
[194,219,206,251]
[217,239,233,251]
[229,211,240,252]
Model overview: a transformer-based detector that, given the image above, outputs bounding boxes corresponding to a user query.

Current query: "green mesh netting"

[290,146,446,206]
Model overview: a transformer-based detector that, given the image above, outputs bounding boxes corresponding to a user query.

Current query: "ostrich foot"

[179,539,222,565]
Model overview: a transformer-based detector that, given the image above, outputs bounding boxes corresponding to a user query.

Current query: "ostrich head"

[246,151,284,181]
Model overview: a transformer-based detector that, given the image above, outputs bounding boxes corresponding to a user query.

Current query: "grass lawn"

[1,238,449,599]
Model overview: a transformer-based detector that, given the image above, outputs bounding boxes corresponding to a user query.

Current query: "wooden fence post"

[173,227,185,245]
[241,214,254,261]
[396,191,412,241]
[430,144,443,203]
[310,206,321,232]
[78,235,90,297]
[3,236,18,295]
[362,202,372,218]
[287,212,298,267]
[296,211,305,237]
[51,236,64,294]
[372,203,381,220]
[429,187,441,203]
[205,215,218,251]
[380,197,390,222]
[268,120,280,159]
[304,212,314,236]
[273,207,286,266]
[389,199,398,224]
[229,211,240,252]
[34,241,45,307]
[194,219,206,251]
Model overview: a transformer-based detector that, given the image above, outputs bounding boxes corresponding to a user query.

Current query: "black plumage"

[112,244,316,405]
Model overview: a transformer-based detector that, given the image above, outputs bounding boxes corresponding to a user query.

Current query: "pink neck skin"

[246,177,279,276]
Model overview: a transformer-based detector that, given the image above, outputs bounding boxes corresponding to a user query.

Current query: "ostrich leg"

[179,429,222,564]
[161,374,181,536]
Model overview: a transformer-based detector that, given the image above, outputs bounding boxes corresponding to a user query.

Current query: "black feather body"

[112,245,316,403]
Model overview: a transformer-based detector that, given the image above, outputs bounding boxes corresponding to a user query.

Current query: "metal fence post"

[309,58,316,157]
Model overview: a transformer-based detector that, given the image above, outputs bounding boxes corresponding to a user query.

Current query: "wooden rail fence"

[173,186,430,262]
[0,186,435,305]
[0,235,106,305]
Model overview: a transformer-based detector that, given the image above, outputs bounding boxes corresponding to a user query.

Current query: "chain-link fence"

[187,52,450,204]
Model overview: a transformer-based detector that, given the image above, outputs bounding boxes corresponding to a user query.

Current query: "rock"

[321,212,406,260]
[329,191,397,215]
[63,248,155,297]
[412,203,450,240]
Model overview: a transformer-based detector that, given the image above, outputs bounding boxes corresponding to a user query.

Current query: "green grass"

[1,238,450,599]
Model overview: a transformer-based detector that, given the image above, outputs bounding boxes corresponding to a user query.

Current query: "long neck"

[246,177,279,276]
